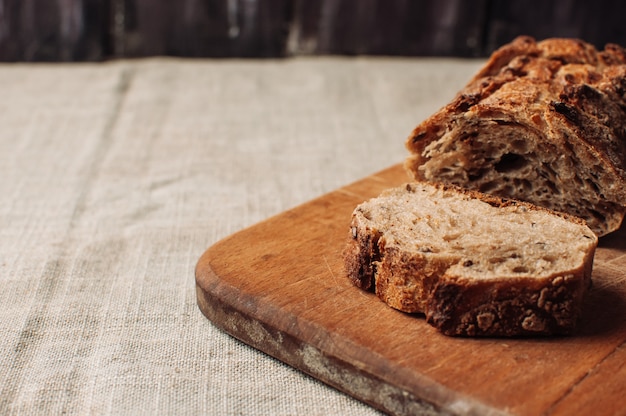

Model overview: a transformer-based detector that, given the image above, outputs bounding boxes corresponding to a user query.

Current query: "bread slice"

[405,36,626,236]
[344,182,598,337]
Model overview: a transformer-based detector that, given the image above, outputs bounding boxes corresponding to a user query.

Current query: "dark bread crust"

[405,36,626,236]
[344,226,380,291]
[343,182,597,337]
[427,272,591,337]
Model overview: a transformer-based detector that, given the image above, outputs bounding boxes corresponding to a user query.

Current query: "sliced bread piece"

[344,182,598,337]
[405,36,626,236]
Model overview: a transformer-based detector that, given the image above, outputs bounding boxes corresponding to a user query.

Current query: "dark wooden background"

[1,0,625,61]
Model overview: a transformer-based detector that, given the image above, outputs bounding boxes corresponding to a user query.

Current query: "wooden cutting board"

[195,164,626,416]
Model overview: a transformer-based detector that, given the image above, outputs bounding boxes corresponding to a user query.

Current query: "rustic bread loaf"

[344,182,598,336]
[405,36,626,236]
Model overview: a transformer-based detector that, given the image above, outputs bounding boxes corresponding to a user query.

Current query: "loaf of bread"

[405,36,626,236]
[344,182,598,336]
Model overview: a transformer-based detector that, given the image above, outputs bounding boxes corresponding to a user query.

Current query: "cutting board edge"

[193,162,626,416]
[195,226,509,416]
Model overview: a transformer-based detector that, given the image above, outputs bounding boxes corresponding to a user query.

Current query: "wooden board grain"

[195,164,626,416]
[114,0,292,58]
[288,0,487,57]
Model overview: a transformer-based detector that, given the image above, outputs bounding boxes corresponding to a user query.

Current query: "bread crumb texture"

[344,182,597,337]
[406,36,626,237]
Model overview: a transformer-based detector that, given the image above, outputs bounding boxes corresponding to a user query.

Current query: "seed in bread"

[344,182,598,337]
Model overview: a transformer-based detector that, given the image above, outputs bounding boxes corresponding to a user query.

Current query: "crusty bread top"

[405,36,626,236]
[466,36,626,189]
[353,182,597,282]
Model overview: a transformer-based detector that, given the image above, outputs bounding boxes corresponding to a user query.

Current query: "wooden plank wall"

[0,0,106,61]
[1,0,625,61]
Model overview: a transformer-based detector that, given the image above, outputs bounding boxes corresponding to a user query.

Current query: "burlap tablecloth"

[0,57,482,415]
